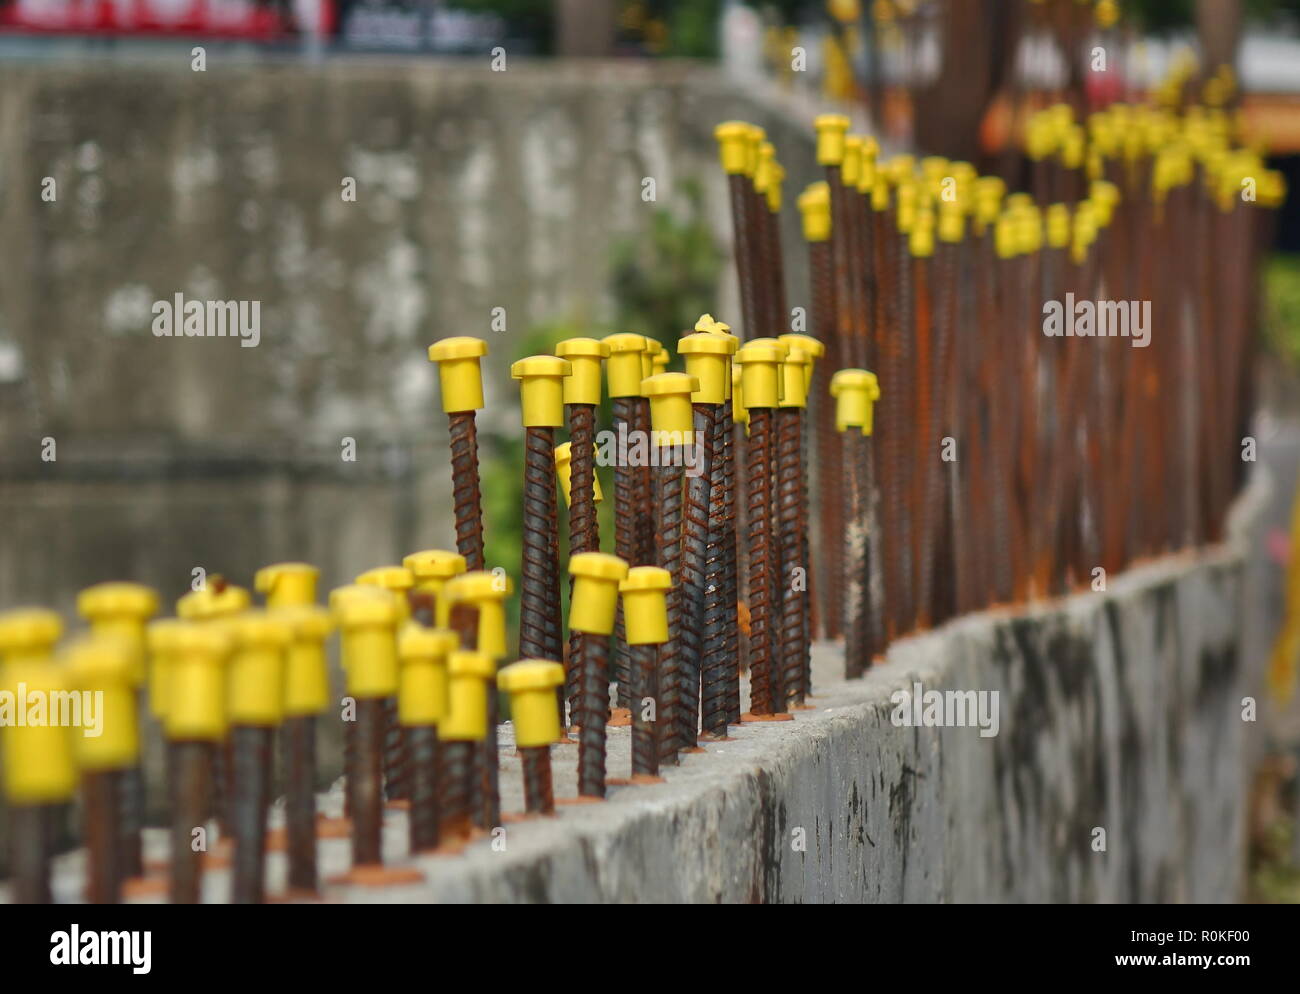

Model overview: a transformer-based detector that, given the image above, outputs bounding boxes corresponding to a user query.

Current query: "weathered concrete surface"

[0,57,821,614]
[16,476,1263,904]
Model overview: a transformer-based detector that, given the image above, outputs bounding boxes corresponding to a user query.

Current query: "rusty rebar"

[520,426,559,662]
[169,741,210,904]
[720,398,742,725]
[577,631,612,797]
[230,724,272,904]
[810,236,838,643]
[745,406,777,714]
[777,406,805,706]
[407,725,441,853]
[681,408,714,748]
[439,740,475,841]
[630,643,659,778]
[656,452,685,764]
[349,698,384,867]
[448,411,486,572]
[383,697,407,801]
[520,746,554,815]
[283,714,317,893]
[119,736,145,881]
[818,170,848,638]
[567,402,599,718]
[702,400,731,737]
[633,397,657,568]
[612,397,637,709]
[728,172,760,338]
[843,430,869,679]
[83,770,122,904]
[476,691,501,832]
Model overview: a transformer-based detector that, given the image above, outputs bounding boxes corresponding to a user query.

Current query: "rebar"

[577,631,612,797]
[630,643,659,778]
[566,402,599,717]
[727,172,760,338]
[230,724,273,904]
[350,698,384,867]
[520,746,554,816]
[702,400,731,737]
[283,714,317,893]
[843,430,870,679]
[448,411,486,572]
[439,740,475,841]
[681,408,714,748]
[119,743,145,881]
[407,725,441,853]
[169,741,210,904]
[83,771,121,904]
[521,425,560,662]
[612,397,638,709]
[777,406,806,706]
[383,698,407,801]
[656,452,685,764]
[720,398,742,725]
[745,406,777,714]
[476,692,501,832]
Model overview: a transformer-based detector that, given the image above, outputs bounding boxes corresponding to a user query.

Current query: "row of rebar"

[760,98,1282,675]
[0,88,1283,904]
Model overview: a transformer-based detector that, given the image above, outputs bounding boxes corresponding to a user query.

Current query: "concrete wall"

[329,482,1260,904]
[0,57,819,612]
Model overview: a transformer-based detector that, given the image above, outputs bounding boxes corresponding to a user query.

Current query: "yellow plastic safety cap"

[331,585,400,699]
[797,182,832,243]
[701,317,738,400]
[65,636,139,771]
[678,332,735,405]
[830,368,881,435]
[744,125,765,178]
[78,582,158,687]
[568,552,630,635]
[732,364,748,425]
[398,625,457,727]
[402,549,467,628]
[858,138,879,193]
[164,623,232,741]
[620,567,672,645]
[842,135,863,188]
[554,442,604,509]
[1046,203,1071,249]
[642,372,699,446]
[814,113,851,166]
[356,565,415,623]
[651,348,669,375]
[754,141,774,195]
[498,660,565,748]
[440,649,496,742]
[511,355,572,428]
[0,608,63,665]
[254,562,319,608]
[779,334,824,394]
[603,333,647,399]
[765,161,784,213]
[735,339,785,409]
[177,583,251,622]
[444,571,513,659]
[227,611,291,727]
[640,339,664,381]
[428,336,489,413]
[1,653,76,804]
[280,606,333,717]
[555,338,608,406]
[776,345,807,408]
[145,618,188,720]
[715,121,752,175]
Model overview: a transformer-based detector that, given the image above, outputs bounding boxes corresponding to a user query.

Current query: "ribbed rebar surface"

[746,407,776,714]
[577,631,611,797]
[657,454,685,764]
[448,411,485,572]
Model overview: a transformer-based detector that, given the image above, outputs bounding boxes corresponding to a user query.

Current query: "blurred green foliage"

[610,178,726,362]
[1262,254,1300,368]
[1123,0,1300,31]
